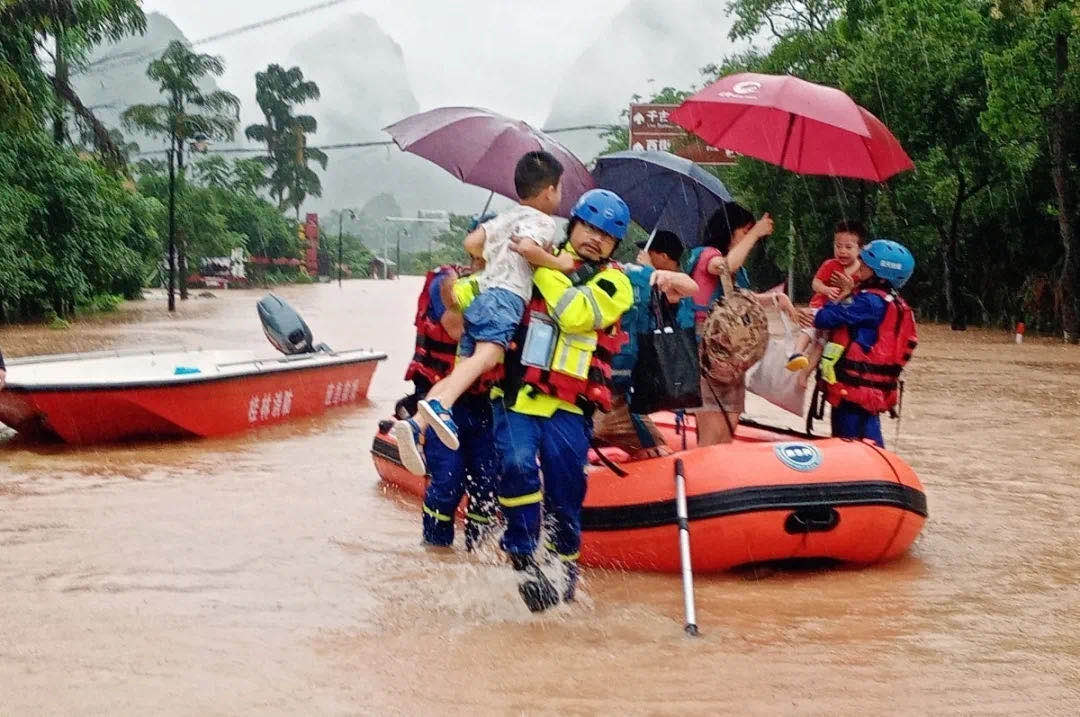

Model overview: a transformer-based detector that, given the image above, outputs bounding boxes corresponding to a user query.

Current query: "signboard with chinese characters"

[629,103,737,166]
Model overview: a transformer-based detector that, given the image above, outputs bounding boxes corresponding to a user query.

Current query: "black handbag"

[629,287,702,414]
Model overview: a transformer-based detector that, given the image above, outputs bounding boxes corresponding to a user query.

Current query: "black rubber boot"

[465,519,488,552]
[510,553,560,613]
[562,561,579,603]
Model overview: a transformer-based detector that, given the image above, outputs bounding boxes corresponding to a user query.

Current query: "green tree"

[0,129,160,321]
[0,0,145,167]
[135,169,244,275]
[121,40,241,299]
[705,0,1022,328]
[243,64,327,220]
[141,156,298,267]
[193,154,232,189]
[982,0,1080,341]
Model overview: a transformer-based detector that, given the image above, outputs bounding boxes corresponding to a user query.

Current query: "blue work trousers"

[493,402,591,560]
[422,395,499,546]
[831,401,884,448]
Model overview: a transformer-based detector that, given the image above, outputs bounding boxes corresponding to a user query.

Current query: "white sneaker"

[391,419,426,476]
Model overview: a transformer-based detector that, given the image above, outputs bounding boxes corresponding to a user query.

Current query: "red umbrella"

[669,73,914,182]
[384,106,594,218]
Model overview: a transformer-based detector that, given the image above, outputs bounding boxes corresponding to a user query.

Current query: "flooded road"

[1,279,1078,714]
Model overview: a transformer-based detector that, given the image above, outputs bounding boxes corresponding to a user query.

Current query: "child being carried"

[786,220,868,385]
[392,150,575,476]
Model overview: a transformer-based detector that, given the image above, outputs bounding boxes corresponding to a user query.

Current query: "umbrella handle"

[641,225,659,254]
[479,190,494,217]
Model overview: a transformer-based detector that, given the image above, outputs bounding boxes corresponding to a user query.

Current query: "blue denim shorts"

[460,287,527,356]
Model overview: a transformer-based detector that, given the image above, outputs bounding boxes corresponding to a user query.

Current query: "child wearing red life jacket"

[786,220,868,379]
[812,239,918,447]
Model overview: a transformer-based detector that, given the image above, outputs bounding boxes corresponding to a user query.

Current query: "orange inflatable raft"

[371,414,927,573]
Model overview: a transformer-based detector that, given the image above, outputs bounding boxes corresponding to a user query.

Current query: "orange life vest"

[404,266,504,395]
[825,288,918,413]
[404,267,461,387]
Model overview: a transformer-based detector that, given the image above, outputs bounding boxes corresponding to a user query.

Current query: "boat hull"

[1,352,383,444]
[371,415,927,573]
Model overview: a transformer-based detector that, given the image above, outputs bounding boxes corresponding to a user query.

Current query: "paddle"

[674,458,699,636]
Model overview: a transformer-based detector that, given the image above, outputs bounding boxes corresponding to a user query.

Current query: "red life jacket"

[404,266,503,395]
[404,267,461,387]
[825,288,918,413]
[515,263,628,413]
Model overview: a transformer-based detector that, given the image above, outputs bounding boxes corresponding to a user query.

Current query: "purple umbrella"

[383,107,594,218]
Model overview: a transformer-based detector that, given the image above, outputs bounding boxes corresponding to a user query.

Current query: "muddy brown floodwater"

[1,279,1078,715]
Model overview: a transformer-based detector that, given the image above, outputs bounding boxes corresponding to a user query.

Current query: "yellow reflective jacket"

[509,247,633,417]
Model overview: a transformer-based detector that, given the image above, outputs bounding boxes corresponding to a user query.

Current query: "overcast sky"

[141,0,631,127]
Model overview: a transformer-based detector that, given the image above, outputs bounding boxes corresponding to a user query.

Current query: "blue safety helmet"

[860,239,915,289]
[570,189,630,242]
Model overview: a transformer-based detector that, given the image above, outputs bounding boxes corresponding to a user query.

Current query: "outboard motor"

[257,293,330,355]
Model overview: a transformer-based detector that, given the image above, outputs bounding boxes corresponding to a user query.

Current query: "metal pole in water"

[166,144,176,312]
[674,458,699,636]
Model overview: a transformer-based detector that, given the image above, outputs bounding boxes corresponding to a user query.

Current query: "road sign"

[629,103,737,166]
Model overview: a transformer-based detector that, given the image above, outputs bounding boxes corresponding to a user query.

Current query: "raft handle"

[784,506,840,534]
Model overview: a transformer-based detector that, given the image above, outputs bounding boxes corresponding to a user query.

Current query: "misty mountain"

[75,11,493,224]
[544,0,752,163]
[72,13,221,154]
[286,13,491,221]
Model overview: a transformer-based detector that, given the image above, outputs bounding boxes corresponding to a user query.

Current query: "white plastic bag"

[746,307,808,416]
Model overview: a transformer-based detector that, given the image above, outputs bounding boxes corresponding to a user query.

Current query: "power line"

[132,124,620,158]
[77,0,354,76]
[134,139,394,158]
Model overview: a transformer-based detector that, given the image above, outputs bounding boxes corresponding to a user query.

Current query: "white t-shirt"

[476,205,559,300]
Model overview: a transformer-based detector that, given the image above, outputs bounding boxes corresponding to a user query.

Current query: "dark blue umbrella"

[591,150,734,248]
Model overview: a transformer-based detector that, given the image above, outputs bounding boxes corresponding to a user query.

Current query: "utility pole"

[397,227,406,279]
[385,213,451,278]
[338,209,357,288]
[166,142,176,312]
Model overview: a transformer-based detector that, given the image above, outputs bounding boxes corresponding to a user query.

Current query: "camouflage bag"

[698,266,768,385]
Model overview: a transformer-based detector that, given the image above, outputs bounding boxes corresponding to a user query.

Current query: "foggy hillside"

[544,0,752,163]
[73,13,221,154]
[286,13,491,220]
[75,11,494,222]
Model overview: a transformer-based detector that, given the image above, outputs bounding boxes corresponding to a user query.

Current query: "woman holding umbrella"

[682,203,802,445]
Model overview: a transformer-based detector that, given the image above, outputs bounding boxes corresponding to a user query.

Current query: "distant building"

[370,256,397,280]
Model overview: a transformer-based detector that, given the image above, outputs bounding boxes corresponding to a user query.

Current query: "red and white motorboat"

[0,295,386,445]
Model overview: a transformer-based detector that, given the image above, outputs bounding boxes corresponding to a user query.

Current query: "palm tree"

[244,64,327,221]
[193,154,232,189]
[122,41,240,300]
[281,117,329,223]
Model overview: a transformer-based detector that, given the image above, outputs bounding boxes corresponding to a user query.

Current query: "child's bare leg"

[797,341,825,389]
[793,332,811,356]
[419,341,504,451]
[786,331,813,371]
[425,342,504,409]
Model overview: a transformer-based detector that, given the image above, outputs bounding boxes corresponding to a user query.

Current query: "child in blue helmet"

[392,151,578,475]
[813,239,917,447]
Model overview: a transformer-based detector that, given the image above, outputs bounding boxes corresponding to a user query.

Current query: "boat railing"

[6,346,189,366]
[214,348,383,370]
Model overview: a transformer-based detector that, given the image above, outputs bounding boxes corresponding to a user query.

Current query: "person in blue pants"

[493,399,592,568]
[422,393,499,549]
[814,239,918,447]
[490,189,635,612]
